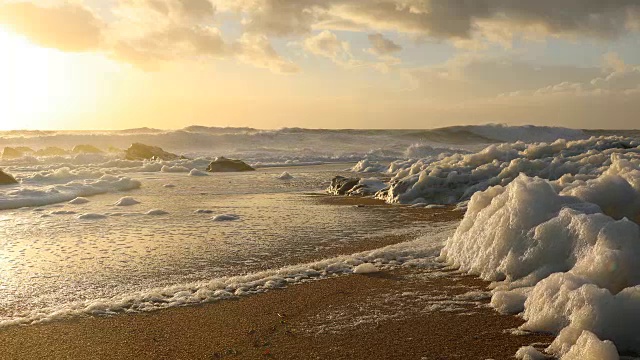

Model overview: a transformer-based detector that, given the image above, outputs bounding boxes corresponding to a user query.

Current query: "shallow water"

[0,164,439,323]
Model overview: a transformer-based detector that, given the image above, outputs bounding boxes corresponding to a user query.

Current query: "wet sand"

[0,196,553,359]
[0,267,552,360]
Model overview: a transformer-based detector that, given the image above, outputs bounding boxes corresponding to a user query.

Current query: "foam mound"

[276,171,293,180]
[68,197,90,205]
[188,169,208,176]
[440,156,640,357]
[212,214,240,221]
[78,213,107,220]
[376,136,640,205]
[352,263,379,274]
[114,197,141,206]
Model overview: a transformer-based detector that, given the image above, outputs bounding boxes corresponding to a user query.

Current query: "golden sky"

[1,0,640,130]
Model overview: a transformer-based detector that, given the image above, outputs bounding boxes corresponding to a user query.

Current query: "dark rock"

[124,143,180,161]
[35,147,68,156]
[0,169,18,185]
[2,147,23,159]
[206,157,255,172]
[327,176,361,195]
[72,145,103,154]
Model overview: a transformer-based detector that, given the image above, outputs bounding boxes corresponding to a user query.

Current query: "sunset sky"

[1,0,640,130]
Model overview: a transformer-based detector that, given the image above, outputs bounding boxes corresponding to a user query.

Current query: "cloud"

[241,1,328,37]
[119,0,215,21]
[0,1,300,74]
[0,2,103,52]
[235,33,300,74]
[302,29,387,71]
[303,30,350,61]
[499,54,640,98]
[110,25,228,69]
[367,33,401,55]
[224,0,640,47]
[603,52,628,73]
[4,0,640,75]
[408,54,601,101]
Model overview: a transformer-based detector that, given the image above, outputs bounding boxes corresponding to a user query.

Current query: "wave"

[0,175,141,210]
[0,222,456,327]
[1,125,622,165]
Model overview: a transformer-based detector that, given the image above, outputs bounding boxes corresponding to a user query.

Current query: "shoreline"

[0,266,553,360]
[0,197,554,359]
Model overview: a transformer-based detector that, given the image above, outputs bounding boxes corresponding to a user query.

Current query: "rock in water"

[14,146,34,153]
[124,143,180,161]
[206,157,255,172]
[72,145,103,154]
[0,169,18,185]
[35,147,68,156]
[2,147,23,159]
[327,176,361,195]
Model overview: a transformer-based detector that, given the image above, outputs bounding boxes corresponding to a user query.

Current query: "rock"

[327,176,361,195]
[35,147,68,156]
[72,145,103,154]
[124,143,180,161]
[206,157,255,172]
[15,146,34,153]
[2,147,23,159]
[0,169,18,185]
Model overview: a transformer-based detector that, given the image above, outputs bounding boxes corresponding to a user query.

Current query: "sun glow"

[0,29,123,130]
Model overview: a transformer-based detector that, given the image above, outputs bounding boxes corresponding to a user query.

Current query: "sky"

[1,1,640,130]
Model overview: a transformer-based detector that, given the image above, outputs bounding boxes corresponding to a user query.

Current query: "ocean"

[1,124,639,358]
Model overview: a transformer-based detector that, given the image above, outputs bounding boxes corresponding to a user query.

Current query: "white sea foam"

[68,197,90,205]
[78,213,108,220]
[376,136,640,204]
[50,210,77,215]
[212,214,240,221]
[276,171,293,180]
[515,346,546,360]
[114,196,140,206]
[161,165,191,173]
[353,263,379,274]
[188,169,208,176]
[351,159,387,173]
[440,155,640,357]
[0,175,141,210]
[0,223,456,327]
